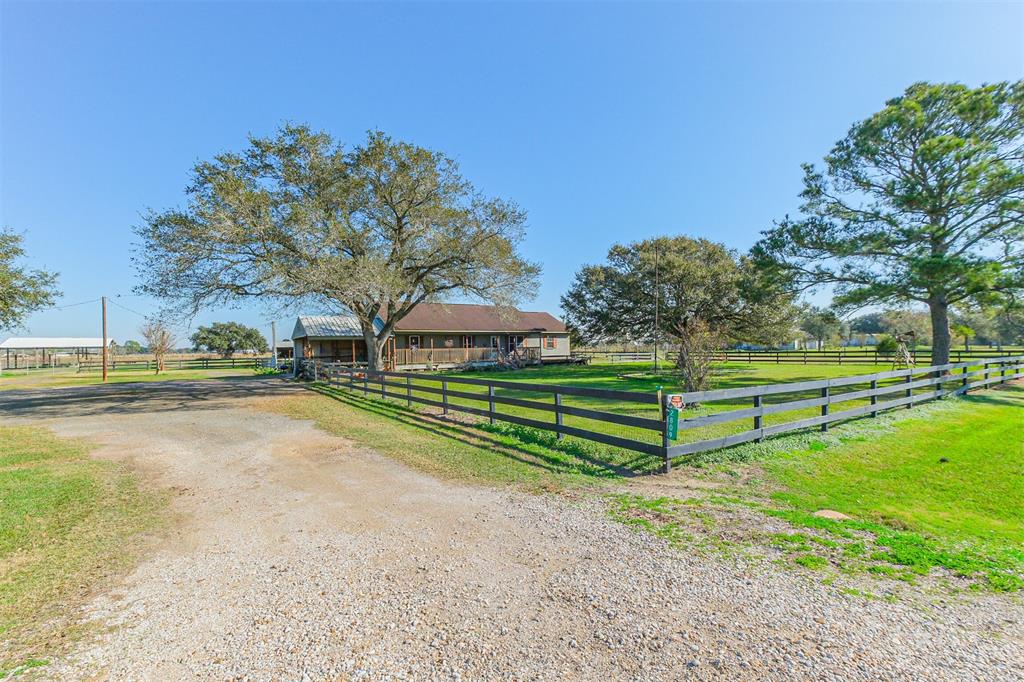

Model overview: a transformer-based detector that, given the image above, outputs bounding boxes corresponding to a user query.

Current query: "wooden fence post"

[905,374,913,408]
[488,385,496,425]
[870,379,878,417]
[406,376,412,407]
[657,387,670,474]
[961,364,968,390]
[820,386,829,431]
[442,380,449,415]
[555,393,564,440]
[753,394,763,441]
[381,372,386,399]
[363,371,368,396]
[1001,361,1007,384]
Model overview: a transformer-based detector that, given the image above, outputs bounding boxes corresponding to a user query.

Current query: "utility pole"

[101,296,108,383]
[653,245,660,372]
[271,321,277,368]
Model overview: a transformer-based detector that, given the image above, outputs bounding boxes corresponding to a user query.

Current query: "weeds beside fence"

[300,356,1024,474]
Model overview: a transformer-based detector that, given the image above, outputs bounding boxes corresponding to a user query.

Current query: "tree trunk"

[929,297,951,365]
[363,329,381,371]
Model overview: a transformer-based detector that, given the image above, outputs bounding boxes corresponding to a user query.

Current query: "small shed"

[0,337,106,370]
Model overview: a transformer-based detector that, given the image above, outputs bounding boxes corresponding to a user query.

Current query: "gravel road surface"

[4,378,1021,680]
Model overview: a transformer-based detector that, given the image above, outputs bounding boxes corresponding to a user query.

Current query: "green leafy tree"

[562,236,798,348]
[849,312,886,335]
[798,305,841,349]
[122,339,144,354]
[0,228,60,330]
[190,322,268,357]
[880,308,933,346]
[951,323,975,351]
[755,82,1024,365]
[135,125,539,370]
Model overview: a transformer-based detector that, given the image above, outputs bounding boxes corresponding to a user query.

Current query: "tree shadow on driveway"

[0,376,306,420]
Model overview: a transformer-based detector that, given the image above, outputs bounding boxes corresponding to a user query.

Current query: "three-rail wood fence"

[300,356,1024,473]
[77,356,268,372]
[711,349,1017,365]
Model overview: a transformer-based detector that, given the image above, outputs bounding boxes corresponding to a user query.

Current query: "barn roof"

[0,337,106,349]
[292,314,383,339]
[392,303,566,333]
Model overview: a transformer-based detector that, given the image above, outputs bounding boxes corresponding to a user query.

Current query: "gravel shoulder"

[5,378,1021,680]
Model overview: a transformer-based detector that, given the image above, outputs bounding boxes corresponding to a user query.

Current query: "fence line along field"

[301,355,1024,472]
[572,347,1024,365]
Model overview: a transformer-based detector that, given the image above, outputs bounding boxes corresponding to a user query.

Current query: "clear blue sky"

[2,1,1021,344]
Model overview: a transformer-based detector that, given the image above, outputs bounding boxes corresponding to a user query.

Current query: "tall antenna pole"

[101,296,108,383]
[653,245,660,372]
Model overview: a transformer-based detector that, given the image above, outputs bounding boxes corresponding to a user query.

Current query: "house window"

[544,335,556,350]
[490,335,500,349]
[461,335,474,348]
[408,335,421,350]
[508,335,524,349]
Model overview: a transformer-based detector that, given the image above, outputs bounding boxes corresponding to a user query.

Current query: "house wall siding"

[395,332,569,356]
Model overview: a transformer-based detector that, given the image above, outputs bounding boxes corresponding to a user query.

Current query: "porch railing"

[392,346,540,366]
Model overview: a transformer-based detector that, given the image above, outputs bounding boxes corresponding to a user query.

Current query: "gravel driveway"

[5,378,1021,680]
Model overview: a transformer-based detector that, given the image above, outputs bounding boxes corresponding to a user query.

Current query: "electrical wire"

[52,297,101,310]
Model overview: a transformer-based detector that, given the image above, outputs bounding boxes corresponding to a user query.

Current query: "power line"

[52,297,101,310]
[107,298,149,318]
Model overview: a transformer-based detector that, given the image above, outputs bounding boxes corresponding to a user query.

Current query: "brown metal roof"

[392,303,566,333]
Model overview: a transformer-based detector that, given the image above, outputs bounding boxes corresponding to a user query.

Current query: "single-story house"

[291,303,571,370]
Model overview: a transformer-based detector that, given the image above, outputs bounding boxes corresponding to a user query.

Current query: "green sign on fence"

[665,393,683,440]
[666,408,679,440]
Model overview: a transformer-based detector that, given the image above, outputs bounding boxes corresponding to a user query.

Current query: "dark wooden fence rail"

[571,350,655,362]
[667,355,1024,461]
[714,349,1020,365]
[77,356,267,372]
[301,360,666,458]
[299,356,1024,473]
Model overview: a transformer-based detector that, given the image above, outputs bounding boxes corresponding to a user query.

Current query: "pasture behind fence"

[300,355,1024,473]
[76,356,268,372]
[713,349,1020,365]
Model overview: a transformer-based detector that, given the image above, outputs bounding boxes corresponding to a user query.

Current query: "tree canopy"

[0,228,59,330]
[754,81,1024,364]
[798,305,841,348]
[561,236,797,345]
[135,125,539,370]
[190,322,268,357]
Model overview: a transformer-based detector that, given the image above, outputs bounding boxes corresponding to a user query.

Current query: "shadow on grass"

[307,383,661,479]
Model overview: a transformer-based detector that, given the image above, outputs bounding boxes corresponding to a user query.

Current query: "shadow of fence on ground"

[308,383,659,478]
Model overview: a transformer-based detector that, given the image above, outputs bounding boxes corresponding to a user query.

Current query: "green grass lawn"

[0,426,165,675]
[766,384,1024,546]
[610,383,1024,592]
[0,367,263,391]
[295,361,1024,592]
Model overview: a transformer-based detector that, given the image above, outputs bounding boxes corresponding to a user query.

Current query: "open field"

[0,426,165,676]
[0,367,263,391]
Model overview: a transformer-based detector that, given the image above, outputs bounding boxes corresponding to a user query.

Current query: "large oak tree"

[135,126,539,370]
[755,81,1024,365]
